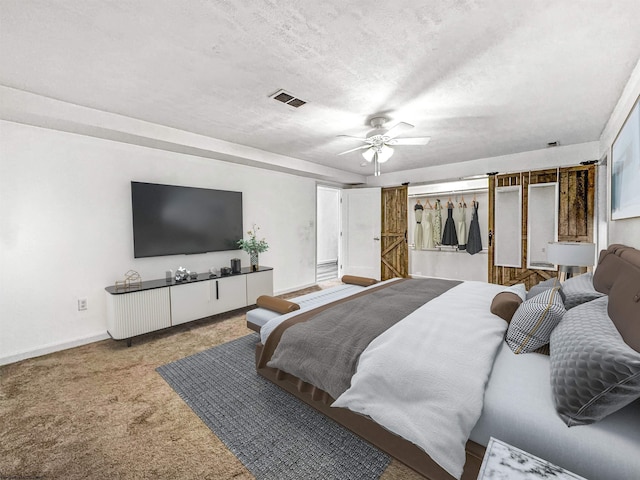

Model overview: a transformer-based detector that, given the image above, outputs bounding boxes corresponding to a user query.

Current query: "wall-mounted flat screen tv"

[131,182,243,258]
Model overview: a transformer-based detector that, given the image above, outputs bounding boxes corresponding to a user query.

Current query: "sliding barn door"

[381,185,409,280]
[488,165,595,288]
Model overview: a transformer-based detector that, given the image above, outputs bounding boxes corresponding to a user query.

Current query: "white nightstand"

[477,437,588,480]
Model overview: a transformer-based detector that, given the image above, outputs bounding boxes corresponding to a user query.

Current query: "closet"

[408,179,490,281]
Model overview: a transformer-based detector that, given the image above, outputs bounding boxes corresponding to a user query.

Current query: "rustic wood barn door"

[488,164,595,288]
[381,185,409,280]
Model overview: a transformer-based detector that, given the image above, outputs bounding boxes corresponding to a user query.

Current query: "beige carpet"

[0,284,424,480]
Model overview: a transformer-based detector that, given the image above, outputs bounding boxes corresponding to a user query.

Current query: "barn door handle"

[404,230,408,243]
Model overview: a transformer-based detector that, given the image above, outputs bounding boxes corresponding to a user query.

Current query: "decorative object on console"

[547,242,596,281]
[175,267,189,282]
[165,269,173,282]
[220,267,232,276]
[238,224,269,272]
[231,258,241,274]
[114,270,142,291]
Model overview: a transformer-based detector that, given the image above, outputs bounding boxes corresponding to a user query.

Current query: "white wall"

[0,120,317,364]
[599,58,640,248]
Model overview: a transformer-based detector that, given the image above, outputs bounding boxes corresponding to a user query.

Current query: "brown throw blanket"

[266,278,461,399]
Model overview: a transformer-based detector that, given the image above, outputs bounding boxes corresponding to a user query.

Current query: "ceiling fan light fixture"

[377,145,394,163]
[362,148,375,162]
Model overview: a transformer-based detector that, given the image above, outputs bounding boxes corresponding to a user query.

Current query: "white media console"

[105,266,273,345]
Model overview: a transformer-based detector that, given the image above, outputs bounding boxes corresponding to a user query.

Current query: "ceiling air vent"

[269,89,306,108]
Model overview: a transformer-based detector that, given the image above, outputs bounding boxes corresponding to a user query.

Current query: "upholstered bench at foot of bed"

[246,283,368,332]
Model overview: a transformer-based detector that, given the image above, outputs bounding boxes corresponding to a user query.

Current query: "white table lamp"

[547,242,596,281]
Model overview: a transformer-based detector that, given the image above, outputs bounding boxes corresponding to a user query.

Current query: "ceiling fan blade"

[337,134,369,141]
[384,122,414,139]
[337,144,372,156]
[389,137,431,146]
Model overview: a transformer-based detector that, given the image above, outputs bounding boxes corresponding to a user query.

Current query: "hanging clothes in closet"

[432,199,443,246]
[423,200,435,248]
[414,201,424,249]
[441,200,458,246]
[467,200,483,255]
[457,200,467,250]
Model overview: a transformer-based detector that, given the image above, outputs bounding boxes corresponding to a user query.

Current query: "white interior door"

[341,187,381,280]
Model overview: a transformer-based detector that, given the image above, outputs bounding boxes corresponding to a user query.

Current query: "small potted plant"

[238,224,269,271]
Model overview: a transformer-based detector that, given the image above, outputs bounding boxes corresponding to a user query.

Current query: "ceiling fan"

[337,117,431,176]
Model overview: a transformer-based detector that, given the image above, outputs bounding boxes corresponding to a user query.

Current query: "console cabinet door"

[246,270,274,305]
[211,275,247,315]
[170,281,214,326]
[106,288,171,339]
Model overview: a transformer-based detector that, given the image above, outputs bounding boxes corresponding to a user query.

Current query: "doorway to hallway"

[316,186,340,283]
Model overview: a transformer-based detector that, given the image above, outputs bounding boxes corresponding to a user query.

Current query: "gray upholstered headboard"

[593,244,640,352]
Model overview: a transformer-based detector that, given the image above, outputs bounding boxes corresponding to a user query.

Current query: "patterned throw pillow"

[562,272,605,309]
[550,296,640,426]
[506,288,566,354]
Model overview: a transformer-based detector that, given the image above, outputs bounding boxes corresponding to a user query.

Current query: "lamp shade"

[547,242,596,267]
[362,148,375,162]
[377,145,394,163]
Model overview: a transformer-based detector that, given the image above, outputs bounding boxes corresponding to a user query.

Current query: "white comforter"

[332,281,508,479]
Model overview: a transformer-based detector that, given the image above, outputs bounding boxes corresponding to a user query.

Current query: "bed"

[254,244,640,480]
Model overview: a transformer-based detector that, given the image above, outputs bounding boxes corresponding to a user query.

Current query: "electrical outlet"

[78,298,88,311]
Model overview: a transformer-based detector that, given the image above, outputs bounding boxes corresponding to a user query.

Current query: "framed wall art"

[611,96,640,220]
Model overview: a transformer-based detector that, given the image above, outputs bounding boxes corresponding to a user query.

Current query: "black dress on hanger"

[441,201,458,246]
[467,201,483,255]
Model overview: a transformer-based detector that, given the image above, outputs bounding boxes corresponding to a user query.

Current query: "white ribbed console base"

[106,288,171,339]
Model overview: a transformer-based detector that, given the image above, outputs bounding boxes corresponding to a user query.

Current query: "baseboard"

[0,332,111,366]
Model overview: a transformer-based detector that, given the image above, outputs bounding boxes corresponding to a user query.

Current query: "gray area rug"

[157,334,390,480]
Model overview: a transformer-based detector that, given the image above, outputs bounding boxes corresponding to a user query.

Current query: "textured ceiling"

[1,0,640,177]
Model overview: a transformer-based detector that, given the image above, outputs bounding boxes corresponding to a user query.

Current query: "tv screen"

[131,182,243,258]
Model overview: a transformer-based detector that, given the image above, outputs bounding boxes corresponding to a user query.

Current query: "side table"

[477,437,588,480]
